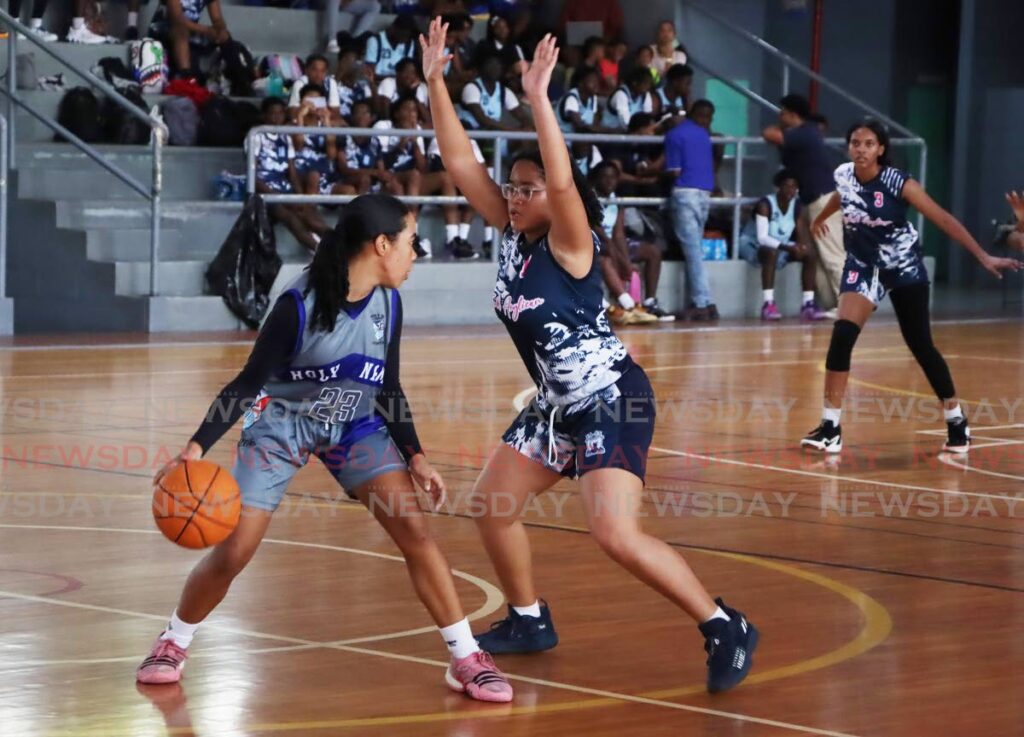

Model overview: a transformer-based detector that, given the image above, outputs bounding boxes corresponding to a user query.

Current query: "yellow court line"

[3,524,881,737]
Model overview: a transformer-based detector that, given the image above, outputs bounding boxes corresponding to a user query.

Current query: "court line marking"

[513,388,1022,501]
[3,524,872,737]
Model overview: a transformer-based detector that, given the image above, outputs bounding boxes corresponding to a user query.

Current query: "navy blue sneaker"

[698,598,759,694]
[475,600,559,654]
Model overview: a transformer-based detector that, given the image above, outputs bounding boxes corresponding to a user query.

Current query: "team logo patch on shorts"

[371,313,386,344]
[584,430,606,458]
[846,271,860,284]
[242,393,271,430]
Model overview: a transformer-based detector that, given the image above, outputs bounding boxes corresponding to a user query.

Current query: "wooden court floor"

[2,317,1024,737]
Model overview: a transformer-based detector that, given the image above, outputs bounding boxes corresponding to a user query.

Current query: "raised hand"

[520,34,559,100]
[419,16,452,85]
[1006,191,1024,225]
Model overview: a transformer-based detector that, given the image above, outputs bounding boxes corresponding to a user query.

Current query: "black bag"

[55,87,102,143]
[218,38,256,97]
[205,194,282,329]
[101,87,151,145]
[161,96,200,146]
[199,95,244,147]
[93,57,138,92]
[232,100,262,137]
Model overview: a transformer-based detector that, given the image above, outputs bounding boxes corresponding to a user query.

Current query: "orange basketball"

[152,460,241,549]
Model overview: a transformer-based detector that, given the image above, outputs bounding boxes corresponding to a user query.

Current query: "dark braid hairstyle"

[508,147,604,231]
[305,193,410,333]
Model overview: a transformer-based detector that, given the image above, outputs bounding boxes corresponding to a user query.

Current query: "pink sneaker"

[136,636,188,684]
[801,301,828,321]
[761,301,782,321]
[445,650,514,702]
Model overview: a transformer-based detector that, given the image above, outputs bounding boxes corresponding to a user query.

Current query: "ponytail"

[306,194,410,333]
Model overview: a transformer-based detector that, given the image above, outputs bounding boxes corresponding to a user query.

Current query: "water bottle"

[267,70,285,99]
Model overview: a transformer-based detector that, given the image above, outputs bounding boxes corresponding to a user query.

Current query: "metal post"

[731,140,744,259]
[7,32,15,170]
[149,131,163,296]
[781,62,790,96]
[917,142,927,242]
[491,139,503,261]
[0,115,7,300]
[246,130,257,194]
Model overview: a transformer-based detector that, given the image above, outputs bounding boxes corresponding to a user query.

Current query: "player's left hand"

[410,454,447,511]
[1006,191,1024,226]
[980,253,1023,279]
[520,34,558,101]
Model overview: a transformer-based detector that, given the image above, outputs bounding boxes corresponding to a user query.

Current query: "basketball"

[152,460,241,549]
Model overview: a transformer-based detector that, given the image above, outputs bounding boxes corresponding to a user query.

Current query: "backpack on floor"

[218,39,256,97]
[161,96,200,146]
[258,54,304,84]
[200,95,245,147]
[101,87,152,145]
[55,87,103,143]
[130,39,169,94]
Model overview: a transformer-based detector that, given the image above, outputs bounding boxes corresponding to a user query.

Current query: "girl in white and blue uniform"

[423,19,758,695]
[601,68,654,130]
[555,66,602,134]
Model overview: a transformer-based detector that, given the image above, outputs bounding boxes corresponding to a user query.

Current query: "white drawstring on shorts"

[546,406,560,467]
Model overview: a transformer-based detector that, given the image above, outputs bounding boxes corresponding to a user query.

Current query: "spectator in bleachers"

[649,20,688,76]
[334,42,376,119]
[610,113,662,195]
[598,38,629,93]
[145,0,232,78]
[601,68,654,131]
[580,36,606,73]
[666,99,718,321]
[762,94,843,313]
[558,0,624,43]
[572,142,603,177]
[592,161,671,325]
[291,85,349,197]
[427,133,488,259]
[9,0,57,42]
[556,67,610,134]
[376,58,431,125]
[289,55,344,126]
[458,54,531,132]
[654,63,692,127]
[363,14,418,85]
[326,0,383,53]
[67,0,116,44]
[391,0,427,15]
[508,5,545,61]
[633,45,660,86]
[474,14,525,76]
[739,169,825,321]
[441,13,475,84]
[336,101,391,194]
[248,97,328,254]
[374,95,462,258]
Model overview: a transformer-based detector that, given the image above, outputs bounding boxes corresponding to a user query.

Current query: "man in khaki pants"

[763,95,843,314]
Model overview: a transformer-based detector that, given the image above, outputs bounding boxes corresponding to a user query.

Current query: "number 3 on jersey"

[308,387,363,425]
[874,192,884,208]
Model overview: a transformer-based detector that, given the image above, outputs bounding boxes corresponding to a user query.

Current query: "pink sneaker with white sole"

[761,301,782,321]
[136,636,188,684]
[445,650,514,702]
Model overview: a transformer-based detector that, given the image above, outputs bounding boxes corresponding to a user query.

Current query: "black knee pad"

[825,319,861,372]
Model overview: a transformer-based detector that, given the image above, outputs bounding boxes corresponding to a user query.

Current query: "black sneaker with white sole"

[698,598,759,694]
[642,298,676,322]
[943,416,970,454]
[801,420,842,453]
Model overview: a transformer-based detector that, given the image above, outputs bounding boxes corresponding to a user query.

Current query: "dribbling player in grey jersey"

[136,195,514,702]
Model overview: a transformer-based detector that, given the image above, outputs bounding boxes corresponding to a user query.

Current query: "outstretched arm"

[522,35,593,277]
[421,17,507,230]
[904,180,1021,279]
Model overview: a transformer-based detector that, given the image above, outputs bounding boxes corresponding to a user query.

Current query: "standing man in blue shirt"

[665,99,718,320]
[763,94,843,315]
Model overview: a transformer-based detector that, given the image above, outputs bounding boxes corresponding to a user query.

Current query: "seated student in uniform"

[427,129,490,260]
[375,58,432,126]
[249,97,329,254]
[591,161,673,324]
[608,113,663,196]
[374,95,461,258]
[336,101,393,196]
[601,67,655,132]
[458,53,532,134]
[147,0,234,80]
[653,63,692,131]
[363,14,419,86]
[738,169,824,321]
[289,54,344,127]
[292,86,356,198]
[335,40,377,120]
[555,66,615,134]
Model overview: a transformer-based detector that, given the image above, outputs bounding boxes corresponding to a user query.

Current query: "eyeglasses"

[501,184,546,201]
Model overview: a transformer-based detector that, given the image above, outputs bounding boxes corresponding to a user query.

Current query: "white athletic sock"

[802,290,815,304]
[127,11,139,26]
[643,296,656,307]
[703,606,730,623]
[445,224,459,244]
[30,17,43,29]
[483,226,494,241]
[823,405,842,425]
[72,17,86,29]
[160,610,200,649]
[944,404,964,422]
[617,293,636,310]
[763,288,774,303]
[512,600,542,618]
[440,617,479,660]
[458,222,470,240]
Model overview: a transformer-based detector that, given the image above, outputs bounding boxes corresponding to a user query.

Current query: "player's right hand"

[419,17,452,85]
[154,441,203,487]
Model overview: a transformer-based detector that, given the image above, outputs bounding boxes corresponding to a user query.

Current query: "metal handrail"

[0,9,166,295]
[681,0,917,138]
[1,114,7,301]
